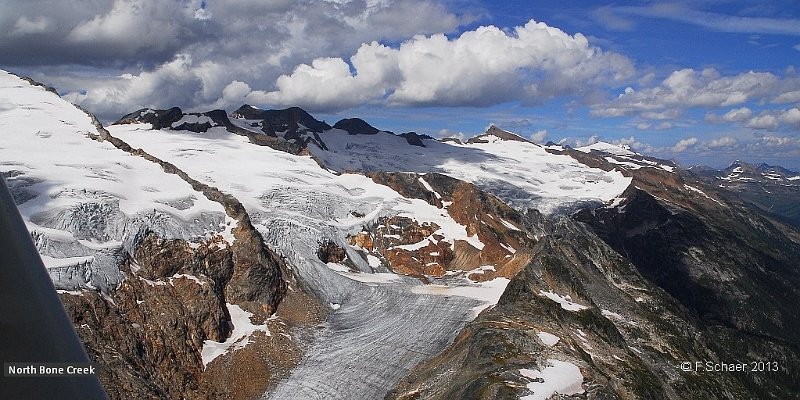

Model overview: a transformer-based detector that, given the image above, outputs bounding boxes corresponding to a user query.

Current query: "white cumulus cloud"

[671,137,699,153]
[2,0,470,119]
[706,136,738,149]
[721,107,753,122]
[593,68,788,119]
[530,129,548,143]
[256,19,635,111]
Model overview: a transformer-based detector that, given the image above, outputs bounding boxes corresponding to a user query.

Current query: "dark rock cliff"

[388,213,766,399]
[333,117,380,135]
[60,235,232,399]
[388,150,800,399]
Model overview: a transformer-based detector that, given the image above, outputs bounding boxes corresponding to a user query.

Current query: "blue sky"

[1,0,798,169]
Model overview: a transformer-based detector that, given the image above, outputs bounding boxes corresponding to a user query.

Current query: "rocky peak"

[228,105,331,153]
[229,104,264,120]
[467,125,530,144]
[231,105,331,134]
[333,118,380,135]
[724,159,754,174]
[114,107,184,130]
[171,110,231,133]
[722,159,799,182]
[398,132,432,147]
[113,107,236,134]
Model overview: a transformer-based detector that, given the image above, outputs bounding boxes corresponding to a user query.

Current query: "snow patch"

[412,277,510,318]
[500,242,517,254]
[201,303,270,367]
[576,141,634,156]
[538,290,589,311]
[499,218,521,231]
[601,309,624,320]
[684,184,724,206]
[418,176,442,200]
[537,331,560,347]
[519,359,584,400]
[365,254,382,269]
[170,273,205,286]
[604,156,642,170]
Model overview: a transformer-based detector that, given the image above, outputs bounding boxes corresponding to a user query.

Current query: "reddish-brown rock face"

[317,240,348,264]
[55,116,299,400]
[349,216,455,277]
[349,172,538,280]
[60,229,319,400]
[60,233,233,399]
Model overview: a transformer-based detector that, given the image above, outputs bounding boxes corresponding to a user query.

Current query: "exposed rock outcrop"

[65,105,298,399]
[360,172,536,280]
[333,117,380,135]
[230,105,331,152]
[115,107,185,130]
[388,215,761,399]
[398,132,431,147]
[60,234,232,399]
[466,125,530,144]
[231,105,332,134]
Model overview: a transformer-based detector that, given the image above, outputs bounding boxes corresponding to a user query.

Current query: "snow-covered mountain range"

[2,69,799,399]
[689,160,800,227]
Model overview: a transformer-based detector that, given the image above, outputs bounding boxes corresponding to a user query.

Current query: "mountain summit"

[332,117,381,135]
[467,124,530,143]
[231,105,332,134]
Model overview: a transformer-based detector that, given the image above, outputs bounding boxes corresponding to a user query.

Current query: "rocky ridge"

[0,71,311,399]
[387,141,800,399]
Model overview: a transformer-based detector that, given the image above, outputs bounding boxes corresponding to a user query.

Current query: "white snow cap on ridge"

[312,128,631,215]
[576,141,635,156]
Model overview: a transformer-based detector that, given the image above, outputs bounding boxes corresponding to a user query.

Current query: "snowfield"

[109,123,506,399]
[0,71,230,291]
[311,131,631,215]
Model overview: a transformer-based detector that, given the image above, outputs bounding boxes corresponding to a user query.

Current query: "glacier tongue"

[265,282,482,399]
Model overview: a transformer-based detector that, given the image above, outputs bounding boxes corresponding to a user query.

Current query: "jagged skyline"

[1,0,799,169]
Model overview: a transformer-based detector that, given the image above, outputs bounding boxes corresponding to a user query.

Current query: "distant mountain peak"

[333,118,380,135]
[231,105,331,134]
[398,132,433,147]
[114,107,184,129]
[466,125,530,144]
